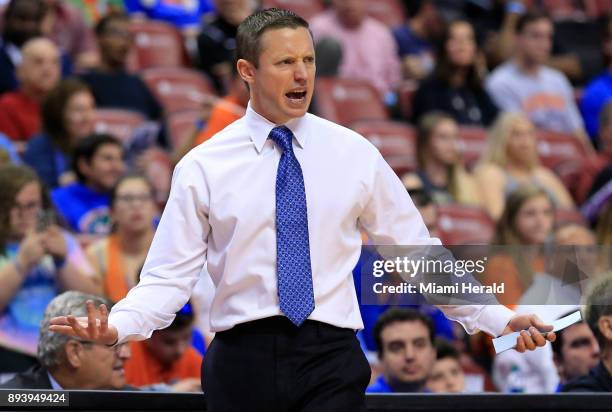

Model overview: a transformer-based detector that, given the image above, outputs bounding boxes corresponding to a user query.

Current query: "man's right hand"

[49,300,119,346]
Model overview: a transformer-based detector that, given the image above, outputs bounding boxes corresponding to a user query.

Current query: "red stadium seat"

[457,125,488,170]
[94,109,146,143]
[367,0,406,27]
[261,0,324,20]
[351,120,417,177]
[555,208,588,227]
[437,204,496,245]
[315,77,388,126]
[127,19,190,71]
[142,67,217,114]
[536,130,589,195]
[166,109,204,150]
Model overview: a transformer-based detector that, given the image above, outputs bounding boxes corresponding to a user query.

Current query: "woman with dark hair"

[401,111,483,206]
[85,174,157,303]
[0,165,99,373]
[411,20,498,126]
[22,78,96,189]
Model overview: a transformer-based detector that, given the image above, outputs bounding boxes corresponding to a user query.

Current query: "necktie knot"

[269,125,294,153]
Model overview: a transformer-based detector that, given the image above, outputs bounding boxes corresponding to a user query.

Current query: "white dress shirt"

[108,103,515,343]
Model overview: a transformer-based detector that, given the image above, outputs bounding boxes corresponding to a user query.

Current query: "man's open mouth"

[285,91,307,100]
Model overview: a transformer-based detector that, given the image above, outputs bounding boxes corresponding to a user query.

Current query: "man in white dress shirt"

[50,8,555,411]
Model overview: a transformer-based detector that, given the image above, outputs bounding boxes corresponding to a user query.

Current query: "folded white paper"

[492,310,582,354]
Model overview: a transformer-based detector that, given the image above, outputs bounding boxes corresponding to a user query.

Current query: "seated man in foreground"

[563,274,612,392]
[0,291,131,390]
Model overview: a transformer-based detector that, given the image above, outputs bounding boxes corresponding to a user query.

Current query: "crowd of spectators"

[0,0,611,396]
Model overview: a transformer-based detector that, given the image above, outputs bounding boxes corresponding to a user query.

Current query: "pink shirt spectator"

[310,10,401,97]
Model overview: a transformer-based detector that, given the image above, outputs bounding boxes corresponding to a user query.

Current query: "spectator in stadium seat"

[0,0,47,95]
[392,0,442,81]
[197,0,255,94]
[563,274,612,392]
[426,338,465,393]
[0,291,132,390]
[0,38,60,142]
[124,302,202,392]
[485,185,562,393]
[412,20,498,126]
[580,17,612,143]
[406,188,439,238]
[367,308,436,393]
[86,174,157,303]
[43,0,100,72]
[474,112,574,220]
[80,13,162,121]
[485,11,590,147]
[0,165,99,374]
[23,78,96,189]
[51,134,125,235]
[552,310,600,390]
[582,166,612,246]
[310,0,402,99]
[401,111,483,207]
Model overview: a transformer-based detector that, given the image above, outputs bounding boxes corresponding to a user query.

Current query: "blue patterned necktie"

[269,125,315,326]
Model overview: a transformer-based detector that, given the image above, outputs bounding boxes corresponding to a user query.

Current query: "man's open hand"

[49,299,118,346]
[502,314,556,353]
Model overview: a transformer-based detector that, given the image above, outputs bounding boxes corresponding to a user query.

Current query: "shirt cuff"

[478,305,516,337]
[108,309,153,345]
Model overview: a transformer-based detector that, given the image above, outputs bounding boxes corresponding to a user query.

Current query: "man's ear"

[598,316,612,342]
[76,157,91,180]
[64,340,83,369]
[237,58,256,86]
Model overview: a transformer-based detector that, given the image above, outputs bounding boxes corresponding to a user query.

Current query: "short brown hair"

[236,8,310,67]
[515,10,552,34]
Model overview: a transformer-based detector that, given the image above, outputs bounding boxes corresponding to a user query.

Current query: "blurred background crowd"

[0,0,611,396]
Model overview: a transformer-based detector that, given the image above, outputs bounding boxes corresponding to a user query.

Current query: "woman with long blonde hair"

[474,112,574,220]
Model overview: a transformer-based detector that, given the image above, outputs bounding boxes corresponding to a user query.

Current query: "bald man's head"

[18,37,61,97]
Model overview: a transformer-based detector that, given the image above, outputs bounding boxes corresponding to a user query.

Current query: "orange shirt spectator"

[124,340,202,388]
[0,91,40,141]
[195,94,245,145]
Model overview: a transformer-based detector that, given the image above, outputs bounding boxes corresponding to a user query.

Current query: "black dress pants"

[202,316,371,412]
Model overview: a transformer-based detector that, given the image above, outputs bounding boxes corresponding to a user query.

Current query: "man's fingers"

[99,304,109,335]
[515,335,526,353]
[86,300,98,340]
[520,330,536,351]
[49,316,70,326]
[530,315,553,332]
[545,331,556,343]
[48,325,79,337]
[67,316,88,339]
[529,327,546,347]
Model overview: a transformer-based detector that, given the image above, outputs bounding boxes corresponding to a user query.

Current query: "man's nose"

[294,62,308,82]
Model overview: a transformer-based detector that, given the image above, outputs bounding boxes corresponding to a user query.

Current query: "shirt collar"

[2,40,21,67]
[47,371,64,390]
[244,102,309,154]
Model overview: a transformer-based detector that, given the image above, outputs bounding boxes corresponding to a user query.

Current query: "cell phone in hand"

[36,209,56,233]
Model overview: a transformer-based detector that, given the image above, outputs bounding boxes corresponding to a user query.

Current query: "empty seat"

[166,109,204,150]
[94,109,147,143]
[437,204,496,245]
[140,147,173,207]
[351,120,417,177]
[315,77,388,126]
[396,80,418,121]
[367,0,406,27]
[142,67,217,114]
[127,19,190,71]
[457,125,488,170]
[261,0,325,21]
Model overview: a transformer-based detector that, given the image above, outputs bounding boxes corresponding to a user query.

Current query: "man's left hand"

[502,314,556,353]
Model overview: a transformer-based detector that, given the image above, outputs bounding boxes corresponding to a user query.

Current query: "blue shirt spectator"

[124,0,214,31]
[22,133,70,189]
[580,72,612,141]
[367,375,393,393]
[51,183,111,234]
